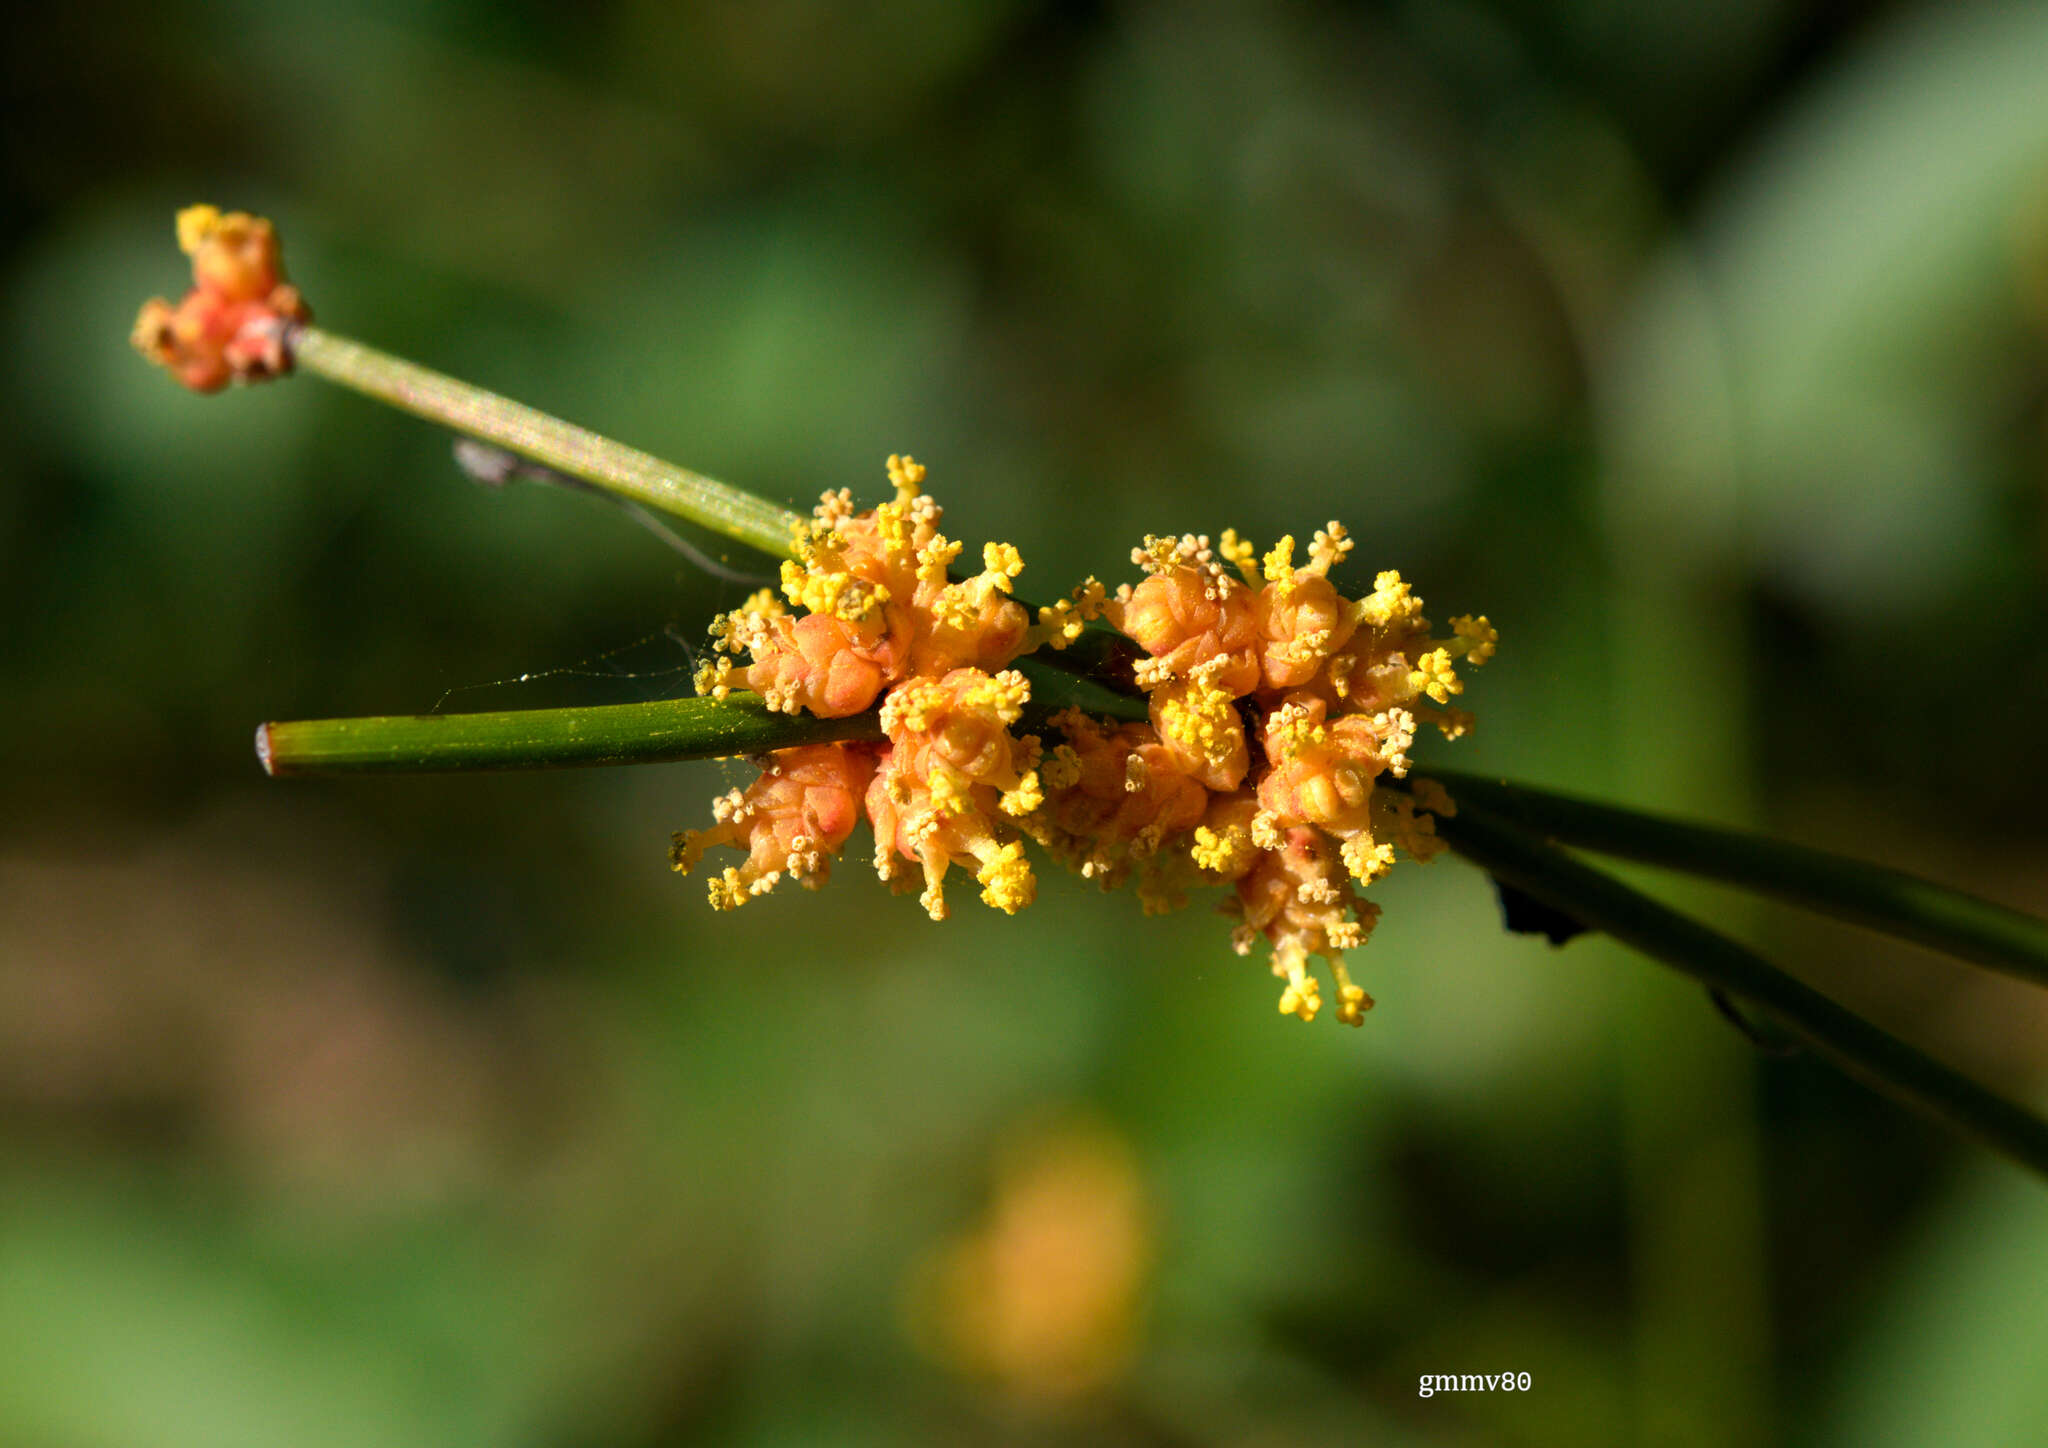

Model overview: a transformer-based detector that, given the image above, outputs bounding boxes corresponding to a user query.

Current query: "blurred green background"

[6,0,2048,1443]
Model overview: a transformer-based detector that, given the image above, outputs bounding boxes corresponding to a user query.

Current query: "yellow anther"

[176,204,222,255]
[1341,834,1396,884]
[1306,522,1352,576]
[982,541,1025,588]
[1358,570,1423,630]
[1261,535,1296,586]
[976,842,1036,914]
[887,453,927,501]
[917,534,964,586]
[1217,529,1259,584]
[1451,614,1498,665]
[1189,822,1258,876]
[1001,770,1044,817]
[1408,647,1461,705]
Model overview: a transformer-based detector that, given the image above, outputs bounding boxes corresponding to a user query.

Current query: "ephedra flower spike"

[673,458,1496,1023]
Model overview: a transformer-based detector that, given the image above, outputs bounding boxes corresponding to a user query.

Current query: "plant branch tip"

[133,205,308,392]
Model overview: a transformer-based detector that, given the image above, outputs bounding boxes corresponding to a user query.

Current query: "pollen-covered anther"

[1000,768,1044,818]
[1032,577,1108,649]
[1329,955,1374,1027]
[1408,648,1463,705]
[1189,824,1247,876]
[1450,614,1499,665]
[815,488,857,528]
[982,541,1025,590]
[915,533,965,589]
[1261,536,1298,592]
[976,840,1037,914]
[887,453,927,501]
[1217,529,1259,584]
[1151,657,1250,792]
[1307,523,1352,575]
[1265,700,1328,758]
[1274,948,1322,1023]
[693,655,738,701]
[1371,708,1417,777]
[1188,794,1261,879]
[1358,570,1424,631]
[1340,834,1397,885]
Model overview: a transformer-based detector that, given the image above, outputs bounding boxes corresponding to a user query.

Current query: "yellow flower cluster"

[674,460,1496,1025]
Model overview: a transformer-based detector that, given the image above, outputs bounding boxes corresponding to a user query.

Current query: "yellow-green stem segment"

[291,325,805,557]
[287,324,1148,701]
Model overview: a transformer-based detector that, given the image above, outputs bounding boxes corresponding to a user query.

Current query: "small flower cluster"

[132,206,309,392]
[676,460,1496,1025]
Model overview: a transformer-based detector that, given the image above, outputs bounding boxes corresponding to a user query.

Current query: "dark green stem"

[255,669,1144,777]
[1423,768,2048,991]
[258,692,879,775]
[1432,798,2048,1181]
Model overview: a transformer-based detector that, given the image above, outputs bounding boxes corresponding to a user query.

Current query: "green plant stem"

[255,665,1145,777]
[258,692,879,775]
[290,325,804,557]
[1423,768,2048,991]
[1432,798,2048,1181]
[287,324,1149,704]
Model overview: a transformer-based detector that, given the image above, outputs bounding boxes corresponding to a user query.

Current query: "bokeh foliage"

[4,1,2048,1443]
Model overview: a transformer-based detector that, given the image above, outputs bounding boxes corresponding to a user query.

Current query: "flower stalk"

[1430,798,2048,1179]
[255,660,1145,777]
[1422,769,2048,990]
[289,325,805,558]
[289,325,1151,704]
[256,692,879,775]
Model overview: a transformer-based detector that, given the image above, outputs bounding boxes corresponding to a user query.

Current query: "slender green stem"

[1432,797,2048,1180]
[258,692,879,775]
[1422,768,2048,991]
[287,323,1150,704]
[255,663,1144,777]
[290,325,805,557]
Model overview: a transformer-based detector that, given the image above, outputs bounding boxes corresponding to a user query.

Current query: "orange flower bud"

[670,744,879,909]
[132,206,309,393]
